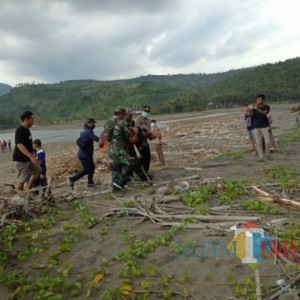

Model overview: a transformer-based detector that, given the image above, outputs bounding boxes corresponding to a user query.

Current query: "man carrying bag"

[68,118,99,189]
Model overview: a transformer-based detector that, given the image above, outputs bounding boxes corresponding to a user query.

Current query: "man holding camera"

[250,94,272,162]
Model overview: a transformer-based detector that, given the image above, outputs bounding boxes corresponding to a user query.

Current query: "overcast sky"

[1,0,299,86]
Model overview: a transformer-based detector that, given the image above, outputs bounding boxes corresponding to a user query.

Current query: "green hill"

[0,57,299,127]
[0,83,12,97]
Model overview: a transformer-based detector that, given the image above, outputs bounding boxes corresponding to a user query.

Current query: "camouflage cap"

[125,107,133,114]
[115,106,126,114]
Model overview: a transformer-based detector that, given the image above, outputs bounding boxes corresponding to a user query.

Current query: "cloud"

[0,0,299,85]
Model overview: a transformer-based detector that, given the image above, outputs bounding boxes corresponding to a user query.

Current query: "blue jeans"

[71,156,95,185]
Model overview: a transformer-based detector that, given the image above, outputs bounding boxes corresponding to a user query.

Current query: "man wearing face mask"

[135,105,152,175]
[68,118,99,189]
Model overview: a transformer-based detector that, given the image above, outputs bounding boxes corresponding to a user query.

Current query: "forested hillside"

[0,57,299,127]
[0,83,12,97]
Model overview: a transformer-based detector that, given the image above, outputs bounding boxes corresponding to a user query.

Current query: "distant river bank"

[0,112,231,144]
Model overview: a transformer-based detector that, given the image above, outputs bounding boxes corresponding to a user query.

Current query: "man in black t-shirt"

[13,111,42,190]
[250,94,272,161]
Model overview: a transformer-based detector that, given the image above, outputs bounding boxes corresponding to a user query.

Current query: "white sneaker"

[112,182,123,192]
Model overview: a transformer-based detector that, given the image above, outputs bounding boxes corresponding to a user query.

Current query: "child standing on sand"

[33,139,47,188]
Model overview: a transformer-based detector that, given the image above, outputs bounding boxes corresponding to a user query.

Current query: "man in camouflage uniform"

[124,108,148,181]
[106,107,132,191]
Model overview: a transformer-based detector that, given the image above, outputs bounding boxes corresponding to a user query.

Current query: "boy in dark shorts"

[33,139,47,188]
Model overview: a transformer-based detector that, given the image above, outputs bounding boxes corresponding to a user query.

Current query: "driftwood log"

[148,214,260,222]
[253,186,300,210]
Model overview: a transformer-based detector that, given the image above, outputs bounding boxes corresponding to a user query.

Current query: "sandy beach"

[1,104,300,299]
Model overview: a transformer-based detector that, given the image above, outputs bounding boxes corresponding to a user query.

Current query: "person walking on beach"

[13,111,42,190]
[2,140,7,152]
[150,119,165,165]
[250,94,272,161]
[7,139,11,151]
[106,107,131,191]
[68,118,99,189]
[33,139,47,188]
[244,105,256,152]
[135,105,152,175]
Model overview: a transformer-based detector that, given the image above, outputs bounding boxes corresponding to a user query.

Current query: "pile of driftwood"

[0,182,56,227]
[164,115,248,151]
[162,110,291,160]
[83,176,260,234]
[47,153,81,184]
[0,146,113,227]
[47,150,110,184]
[88,175,300,229]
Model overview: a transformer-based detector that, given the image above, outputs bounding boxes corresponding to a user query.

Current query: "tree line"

[0,57,299,128]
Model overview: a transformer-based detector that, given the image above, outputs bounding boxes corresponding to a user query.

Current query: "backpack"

[76,136,88,150]
[103,118,117,142]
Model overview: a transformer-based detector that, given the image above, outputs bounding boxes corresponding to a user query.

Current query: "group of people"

[11,107,166,194]
[244,94,276,162]
[0,139,11,152]
[68,105,165,192]
[13,95,276,194]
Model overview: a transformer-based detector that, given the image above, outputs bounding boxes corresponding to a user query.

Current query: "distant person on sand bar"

[249,94,272,162]
[8,139,11,152]
[68,118,99,189]
[2,139,7,152]
[13,111,42,190]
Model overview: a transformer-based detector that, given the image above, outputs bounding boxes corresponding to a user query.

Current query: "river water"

[0,112,230,144]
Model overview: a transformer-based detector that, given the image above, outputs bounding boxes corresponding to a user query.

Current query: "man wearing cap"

[68,118,99,189]
[124,108,148,181]
[13,111,42,191]
[135,105,152,175]
[106,107,132,191]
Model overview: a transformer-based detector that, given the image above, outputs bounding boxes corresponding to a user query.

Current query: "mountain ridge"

[0,83,12,97]
[0,57,299,127]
